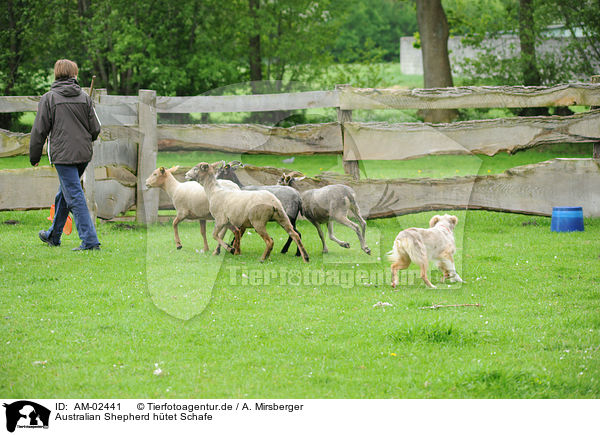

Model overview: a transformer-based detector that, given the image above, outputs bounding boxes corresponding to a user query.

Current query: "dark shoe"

[72,245,101,251]
[39,230,59,247]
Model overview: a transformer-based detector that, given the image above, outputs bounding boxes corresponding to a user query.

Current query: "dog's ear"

[429,215,440,228]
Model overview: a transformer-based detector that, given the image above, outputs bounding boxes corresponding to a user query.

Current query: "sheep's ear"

[449,215,458,225]
[168,165,180,173]
[293,176,306,181]
[230,160,242,168]
[429,215,441,228]
[159,167,166,174]
[199,163,209,171]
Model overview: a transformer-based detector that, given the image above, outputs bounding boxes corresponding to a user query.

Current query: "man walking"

[30,59,102,251]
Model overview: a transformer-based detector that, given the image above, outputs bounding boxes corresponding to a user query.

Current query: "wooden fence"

[1,80,600,221]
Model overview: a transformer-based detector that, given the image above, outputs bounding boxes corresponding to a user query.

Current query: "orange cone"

[47,204,73,235]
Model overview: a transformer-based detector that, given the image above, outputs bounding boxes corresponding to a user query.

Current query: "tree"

[244,0,337,90]
[556,0,600,77]
[415,0,458,123]
[330,0,418,63]
[77,0,245,96]
[0,0,68,129]
[239,0,338,124]
[446,0,600,87]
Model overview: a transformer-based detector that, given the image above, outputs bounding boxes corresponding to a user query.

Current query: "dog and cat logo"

[3,401,50,432]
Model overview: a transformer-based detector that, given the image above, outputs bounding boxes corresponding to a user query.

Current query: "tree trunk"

[518,0,547,116]
[416,0,458,123]
[519,0,540,86]
[249,0,262,94]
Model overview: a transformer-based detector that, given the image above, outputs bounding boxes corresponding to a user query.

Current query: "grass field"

[2,85,598,398]
[1,207,599,398]
[1,144,599,398]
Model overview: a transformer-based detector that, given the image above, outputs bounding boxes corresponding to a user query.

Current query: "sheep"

[145,166,239,252]
[185,162,309,263]
[216,161,303,256]
[278,173,371,255]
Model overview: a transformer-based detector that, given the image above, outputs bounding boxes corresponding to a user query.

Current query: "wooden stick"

[419,303,482,310]
[89,75,96,99]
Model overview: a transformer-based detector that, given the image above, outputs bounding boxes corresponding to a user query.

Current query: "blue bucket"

[551,207,584,232]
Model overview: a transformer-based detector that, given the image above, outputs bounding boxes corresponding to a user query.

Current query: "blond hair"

[54,59,79,80]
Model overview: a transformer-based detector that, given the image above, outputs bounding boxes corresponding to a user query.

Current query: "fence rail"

[1,82,599,220]
[3,83,600,114]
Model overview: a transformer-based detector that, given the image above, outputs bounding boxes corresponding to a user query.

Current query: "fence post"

[592,75,600,160]
[83,88,105,222]
[137,89,159,223]
[336,84,360,180]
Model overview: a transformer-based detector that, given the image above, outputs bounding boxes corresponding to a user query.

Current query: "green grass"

[1,209,599,398]
[160,143,592,179]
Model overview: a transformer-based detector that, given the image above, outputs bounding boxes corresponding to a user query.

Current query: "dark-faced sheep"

[278,173,370,255]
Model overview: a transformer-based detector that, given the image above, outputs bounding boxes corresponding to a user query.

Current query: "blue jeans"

[44,163,100,248]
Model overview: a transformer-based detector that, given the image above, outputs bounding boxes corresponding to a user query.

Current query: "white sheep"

[185,162,309,263]
[145,166,239,252]
[278,173,370,255]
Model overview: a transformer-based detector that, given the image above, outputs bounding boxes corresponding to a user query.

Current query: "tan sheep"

[185,162,309,263]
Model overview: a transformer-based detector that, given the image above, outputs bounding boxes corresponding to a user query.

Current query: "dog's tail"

[387,231,427,264]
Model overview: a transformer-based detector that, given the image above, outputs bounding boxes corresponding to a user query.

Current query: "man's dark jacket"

[29,78,101,166]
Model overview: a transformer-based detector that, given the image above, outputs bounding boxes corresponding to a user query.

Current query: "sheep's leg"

[280,217,302,257]
[199,220,209,252]
[279,217,294,254]
[212,221,235,254]
[333,215,371,255]
[312,220,328,254]
[252,223,274,262]
[232,225,245,255]
[273,213,309,263]
[227,232,237,251]
[212,226,228,255]
[349,204,367,238]
[327,221,351,249]
[287,228,309,263]
[293,226,302,257]
[173,215,183,250]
